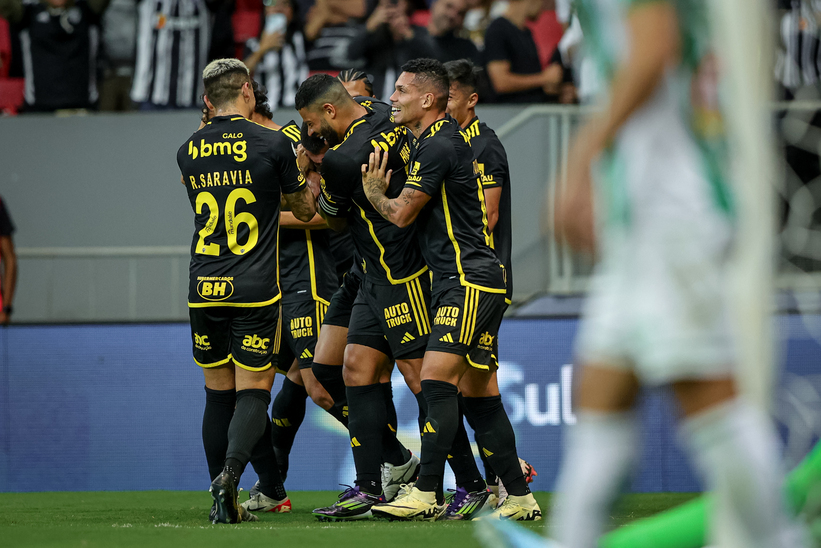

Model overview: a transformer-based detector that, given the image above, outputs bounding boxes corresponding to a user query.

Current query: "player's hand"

[361,144,392,197]
[306,171,322,199]
[296,144,316,176]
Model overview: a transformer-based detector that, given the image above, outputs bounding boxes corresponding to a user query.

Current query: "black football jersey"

[465,117,513,302]
[279,226,339,303]
[405,115,506,294]
[177,115,306,307]
[317,99,428,285]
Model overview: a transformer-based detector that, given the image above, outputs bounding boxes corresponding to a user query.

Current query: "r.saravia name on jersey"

[188,170,254,190]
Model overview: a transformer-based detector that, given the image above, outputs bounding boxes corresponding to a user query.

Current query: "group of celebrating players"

[177,56,538,524]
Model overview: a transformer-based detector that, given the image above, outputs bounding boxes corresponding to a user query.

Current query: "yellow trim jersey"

[177,115,306,307]
[317,98,428,285]
[407,115,506,294]
[465,116,513,302]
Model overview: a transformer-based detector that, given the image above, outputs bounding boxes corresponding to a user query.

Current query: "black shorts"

[189,304,281,372]
[322,266,363,328]
[279,299,328,371]
[426,284,507,371]
[348,275,431,360]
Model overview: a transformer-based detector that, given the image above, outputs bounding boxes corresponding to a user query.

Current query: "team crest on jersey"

[407,161,422,183]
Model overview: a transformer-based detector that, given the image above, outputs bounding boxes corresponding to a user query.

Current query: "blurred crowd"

[0,0,578,114]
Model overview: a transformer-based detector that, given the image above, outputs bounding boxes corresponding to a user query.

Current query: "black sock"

[248,416,288,500]
[414,390,428,436]
[416,379,459,501]
[202,387,236,481]
[224,388,272,481]
[462,395,529,496]
[380,382,410,466]
[313,362,349,426]
[459,394,497,486]
[446,408,485,492]
[270,377,307,480]
[347,384,388,495]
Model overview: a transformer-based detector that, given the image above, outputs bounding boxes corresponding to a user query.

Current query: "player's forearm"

[596,3,680,146]
[317,207,349,232]
[284,187,318,222]
[281,211,328,228]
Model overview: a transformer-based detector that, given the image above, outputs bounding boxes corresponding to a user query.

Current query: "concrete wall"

[0,106,579,322]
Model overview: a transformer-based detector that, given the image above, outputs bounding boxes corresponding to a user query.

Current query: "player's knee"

[343,345,382,386]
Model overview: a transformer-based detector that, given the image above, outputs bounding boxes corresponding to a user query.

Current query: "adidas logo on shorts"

[300,349,313,359]
[439,333,454,343]
[401,332,415,343]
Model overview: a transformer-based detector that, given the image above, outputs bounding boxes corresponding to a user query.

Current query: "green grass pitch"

[0,491,699,548]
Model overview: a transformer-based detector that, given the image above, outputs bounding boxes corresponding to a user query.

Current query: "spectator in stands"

[462,0,502,48]
[0,196,16,325]
[244,0,308,110]
[483,0,562,103]
[349,0,436,99]
[130,0,217,109]
[303,0,366,72]
[0,0,110,111]
[99,0,137,111]
[427,0,478,64]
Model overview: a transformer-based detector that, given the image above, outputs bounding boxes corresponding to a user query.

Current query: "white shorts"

[575,217,736,386]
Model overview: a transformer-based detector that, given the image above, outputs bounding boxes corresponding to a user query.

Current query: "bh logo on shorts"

[241,334,270,355]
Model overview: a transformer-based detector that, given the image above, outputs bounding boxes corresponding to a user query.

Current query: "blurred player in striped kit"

[546,1,801,547]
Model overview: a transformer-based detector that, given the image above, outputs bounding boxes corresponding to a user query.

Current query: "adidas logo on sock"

[423,422,436,434]
[401,332,415,343]
[300,349,313,359]
[351,437,362,447]
[482,447,494,457]
[439,333,454,343]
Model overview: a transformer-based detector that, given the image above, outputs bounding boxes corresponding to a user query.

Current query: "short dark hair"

[294,74,350,111]
[444,59,480,95]
[253,80,274,120]
[338,69,374,97]
[301,121,327,155]
[400,58,449,111]
[203,58,252,109]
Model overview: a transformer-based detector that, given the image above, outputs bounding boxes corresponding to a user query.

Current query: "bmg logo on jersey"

[194,333,211,350]
[384,303,412,328]
[196,277,235,301]
[188,137,247,162]
[241,334,270,355]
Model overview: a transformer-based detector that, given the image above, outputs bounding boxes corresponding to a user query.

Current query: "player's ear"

[204,94,215,112]
[323,103,336,119]
[422,92,433,109]
[467,92,479,109]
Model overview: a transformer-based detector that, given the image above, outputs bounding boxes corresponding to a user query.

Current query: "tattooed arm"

[362,146,430,228]
[283,185,317,222]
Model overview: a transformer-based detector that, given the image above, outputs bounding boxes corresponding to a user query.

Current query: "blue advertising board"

[0,316,819,493]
